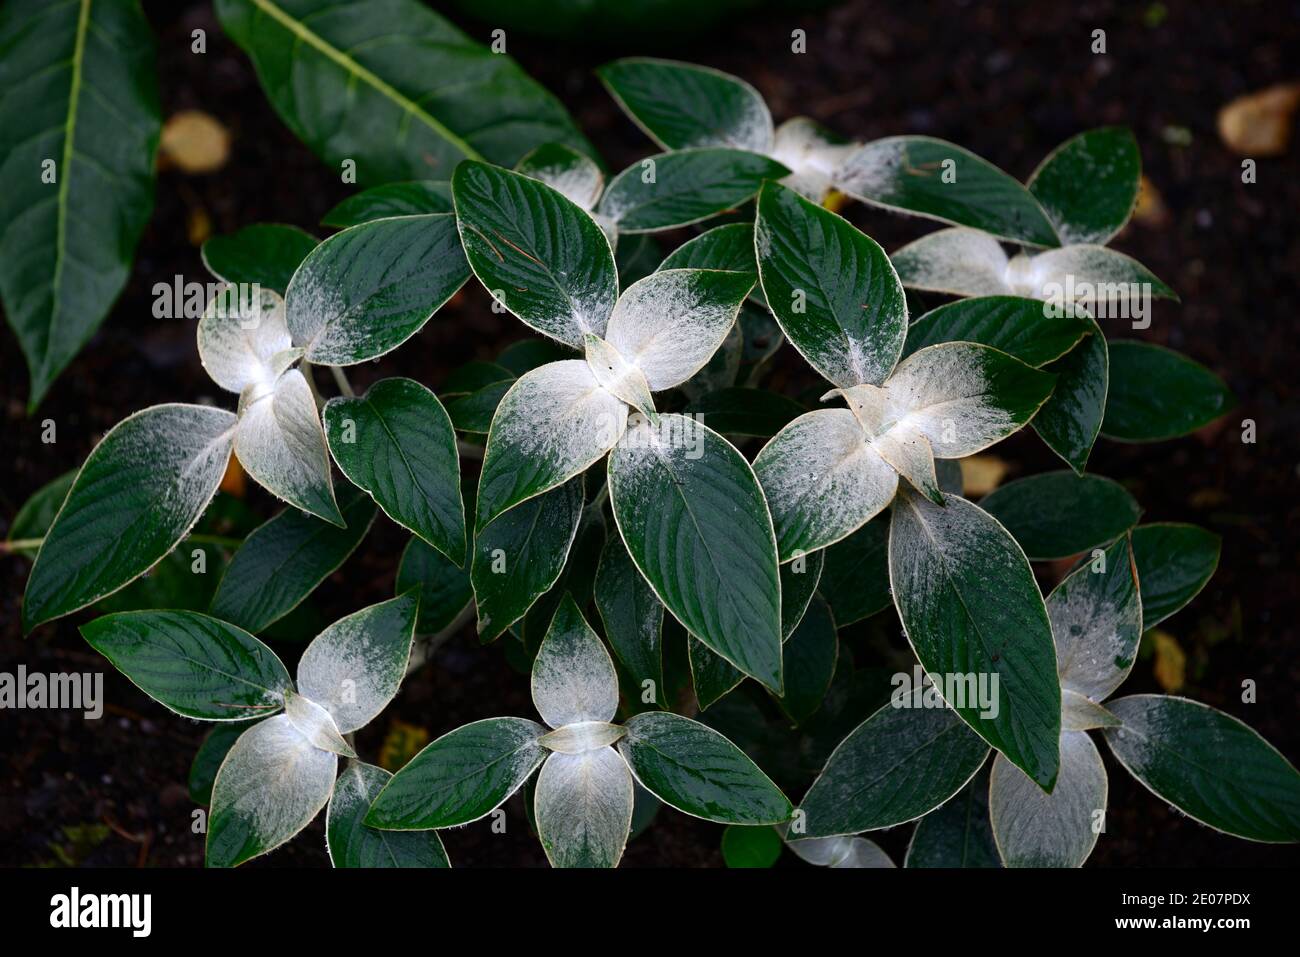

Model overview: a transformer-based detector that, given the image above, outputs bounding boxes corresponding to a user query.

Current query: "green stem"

[329,365,355,398]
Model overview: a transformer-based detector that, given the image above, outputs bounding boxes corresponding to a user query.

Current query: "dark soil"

[2,0,1297,868]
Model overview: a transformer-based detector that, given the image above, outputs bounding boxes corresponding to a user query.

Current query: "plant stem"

[457,440,484,460]
[0,537,43,552]
[329,365,355,397]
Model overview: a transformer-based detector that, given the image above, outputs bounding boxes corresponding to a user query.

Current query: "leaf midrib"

[44,0,90,380]
[247,0,483,163]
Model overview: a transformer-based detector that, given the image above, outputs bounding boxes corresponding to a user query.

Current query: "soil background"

[2,0,1298,868]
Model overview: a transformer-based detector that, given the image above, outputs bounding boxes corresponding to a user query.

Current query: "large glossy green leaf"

[889,491,1061,788]
[471,476,585,642]
[1104,695,1300,842]
[215,0,593,183]
[608,414,783,692]
[209,487,376,634]
[819,515,891,627]
[755,181,907,387]
[23,404,237,631]
[989,730,1107,867]
[1028,127,1140,246]
[597,58,773,153]
[979,471,1140,560]
[327,762,450,868]
[321,181,452,228]
[1130,523,1221,629]
[81,610,290,721]
[1101,341,1234,441]
[285,213,468,364]
[453,160,617,347]
[515,512,605,652]
[365,716,548,829]
[0,0,160,409]
[96,540,226,615]
[903,296,1088,368]
[593,535,665,702]
[324,378,464,562]
[799,693,990,837]
[206,714,337,867]
[618,711,792,824]
[201,224,317,294]
[904,764,1001,868]
[836,137,1059,247]
[396,535,472,635]
[1032,314,1108,473]
[599,148,789,233]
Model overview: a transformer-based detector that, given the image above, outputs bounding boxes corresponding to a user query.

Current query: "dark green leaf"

[619,711,792,824]
[0,0,160,409]
[1130,523,1221,629]
[215,0,594,182]
[1028,127,1140,246]
[365,716,548,829]
[904,296,1088,368]
[23,404,236,631]
[979,471,1141,560]
[776,597,838,725]
[7,470,76,558]
[1104,695,1300,843]
[599,148,788,233]
[799,696,990,837]
[209,487,376,634]
[755,181,907,387]
[889,491,1061,788]
[608,415,783,692]
[453,160,616,348]
[397,535,472,635]
[285,214,469,364]
[1101,341,1234,441]
[321,181,452,228]
[658,222,757,276]
[594,533,665,701]
[471,476,584,642]
[201,223,318,294]
[328,762,450,867]
[324,378,464,562]
[905,764,1001,868]
[836,136,1059,246]
[1032,314,1108,473]
[445,380,513,434]
[722,825,782,868]
[820,515,891,627]
[597,58,772,153]
[81,610,290,721]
